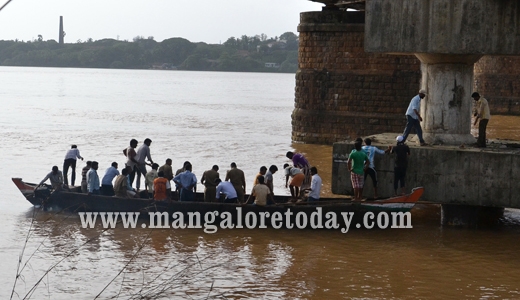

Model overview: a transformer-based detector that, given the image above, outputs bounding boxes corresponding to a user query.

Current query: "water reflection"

[13,206,520,299]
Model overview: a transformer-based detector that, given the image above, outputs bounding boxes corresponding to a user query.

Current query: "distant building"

[151,63,177,70]
[264,63,280,68]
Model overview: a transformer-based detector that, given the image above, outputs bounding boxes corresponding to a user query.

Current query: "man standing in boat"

[286,151,311,189]
[80,161,92,193]
[158,159,174,182]
[284,163,305,201]
[123,139,139,188]
[39,166,64,191]
[347,140,370,201]
[173,162,197,201]
[63,145,83,187]
[100,162,119,196]
[225,162,246,203]
[174,161,190,196]
[303,166,322,202]
[362,138,389,199]
[253,166,267,186]
[264,165,278,194]
[135,138,154,191]
[201,165,220,202]
[86,161,101,195]
[145,163,160,198]
[390,136,411,196]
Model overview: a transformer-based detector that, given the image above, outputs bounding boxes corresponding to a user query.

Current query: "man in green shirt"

[347,140,370,201]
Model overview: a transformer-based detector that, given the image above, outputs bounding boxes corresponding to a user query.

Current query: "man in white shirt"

[63,145,84,186]
[472,92,491,148]
[145,163,160,196]
[135,138,154,191]
[215,178,238,203]
[124,139,139,188]
[402,89,427,146]
[304,167,322,202]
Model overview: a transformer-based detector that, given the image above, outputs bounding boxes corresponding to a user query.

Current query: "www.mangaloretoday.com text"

[78,207,412,233]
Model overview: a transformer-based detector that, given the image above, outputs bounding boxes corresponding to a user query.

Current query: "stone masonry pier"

[332,133,520,225]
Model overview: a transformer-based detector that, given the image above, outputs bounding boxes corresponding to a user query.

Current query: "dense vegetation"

[0,32,299,73]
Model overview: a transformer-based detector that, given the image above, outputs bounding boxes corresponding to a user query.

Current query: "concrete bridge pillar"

[365,0,520,145]
[415,54,482,145]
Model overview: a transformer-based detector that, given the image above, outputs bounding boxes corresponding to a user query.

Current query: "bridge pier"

[364,0,520,145]
[441,204,504,227]
[293,9,420,144]
[332,133,520,226]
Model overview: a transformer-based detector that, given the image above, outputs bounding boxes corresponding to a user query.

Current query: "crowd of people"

[38,140,323,206]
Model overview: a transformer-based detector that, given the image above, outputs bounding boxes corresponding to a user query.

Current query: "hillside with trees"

[0,32,299,73]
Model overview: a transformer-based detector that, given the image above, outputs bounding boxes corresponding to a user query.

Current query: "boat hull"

[12,178,423,229]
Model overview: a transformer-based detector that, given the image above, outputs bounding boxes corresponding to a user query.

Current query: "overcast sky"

[0,0,323,43]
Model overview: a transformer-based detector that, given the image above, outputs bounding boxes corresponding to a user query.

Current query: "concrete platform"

[332,133,520,209]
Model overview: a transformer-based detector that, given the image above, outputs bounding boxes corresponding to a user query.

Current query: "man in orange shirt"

[153,171,171,201]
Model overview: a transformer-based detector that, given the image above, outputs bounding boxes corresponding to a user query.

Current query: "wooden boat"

[12,178,424,229]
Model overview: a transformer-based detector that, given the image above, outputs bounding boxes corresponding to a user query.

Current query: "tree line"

[0,32,299,73]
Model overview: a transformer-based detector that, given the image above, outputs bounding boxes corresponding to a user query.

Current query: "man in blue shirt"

[215,178,238,203]
[362,138,389,199]
[173,162,197,201]
[100,162,119,196]
[402,89,427,146]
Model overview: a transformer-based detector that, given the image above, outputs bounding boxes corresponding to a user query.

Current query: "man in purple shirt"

[286,151,311,189]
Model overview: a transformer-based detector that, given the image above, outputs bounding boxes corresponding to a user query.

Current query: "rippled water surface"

[1,67,520,299]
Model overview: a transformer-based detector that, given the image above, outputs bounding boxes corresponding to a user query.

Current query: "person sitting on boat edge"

[38,166,64,191]
[86,161,101,195]
[245,175,275,206]
[145,163,160,198]
[362,138,390,199]
[264,165,278,195]
[100,162,119,196]
[173,162,197,202]
[215,178,238,203]
[113,167,137,198]
[153,171,171,201]
[63,144,83,187]
[81,161,92,193]
[347,140,370,201]
[302,166,322,202]
[284,163,305,202]
[201,165,220,202]
[253,166,267,186]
